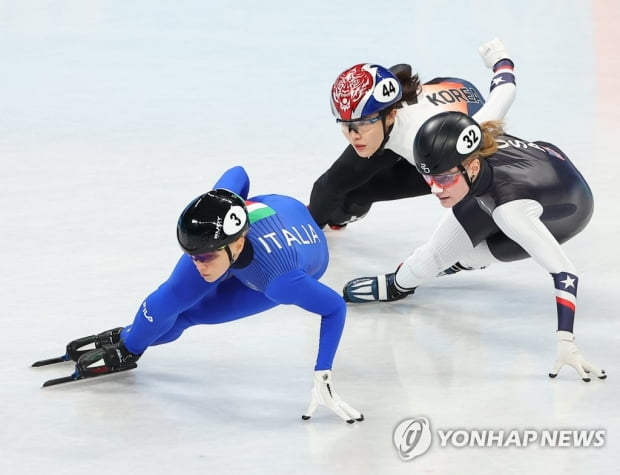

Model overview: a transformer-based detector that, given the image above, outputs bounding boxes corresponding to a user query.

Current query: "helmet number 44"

[374,78,399,103]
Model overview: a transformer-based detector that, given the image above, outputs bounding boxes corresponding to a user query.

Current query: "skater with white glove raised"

[308,38,516,231]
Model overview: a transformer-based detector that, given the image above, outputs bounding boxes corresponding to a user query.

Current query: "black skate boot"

[65,327,124,362]
[76,340,141,378]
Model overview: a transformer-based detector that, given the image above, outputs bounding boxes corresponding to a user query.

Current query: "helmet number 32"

[456,125,482,155]
[374,78,399,103]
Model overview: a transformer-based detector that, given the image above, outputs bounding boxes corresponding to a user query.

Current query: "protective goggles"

[190,248,224,263]
[336,114,382,134]
[422,170,462,188]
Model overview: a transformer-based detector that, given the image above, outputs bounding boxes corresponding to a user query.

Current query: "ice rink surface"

[1,1,619,474]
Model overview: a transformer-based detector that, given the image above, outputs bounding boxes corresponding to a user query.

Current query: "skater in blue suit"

[51,166,363,423]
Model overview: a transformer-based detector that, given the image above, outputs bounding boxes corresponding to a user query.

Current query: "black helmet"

[177,189,249,255]
[413,111,482,175]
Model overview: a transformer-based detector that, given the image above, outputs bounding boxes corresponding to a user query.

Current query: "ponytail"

[465,120,504,164]
[389,64,421,106]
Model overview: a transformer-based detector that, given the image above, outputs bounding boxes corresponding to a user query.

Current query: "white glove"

[548,331,606,382]
[479,37,512,69]
[302,370,364,423]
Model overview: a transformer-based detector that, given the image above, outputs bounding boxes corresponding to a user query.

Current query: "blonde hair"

[463,120,504,165]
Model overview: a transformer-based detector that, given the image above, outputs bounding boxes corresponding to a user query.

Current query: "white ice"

[1,1,619,474]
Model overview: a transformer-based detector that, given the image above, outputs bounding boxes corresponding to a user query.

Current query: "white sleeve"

[472,66,516,123]
[395,210,476,289]
[492,199,576,274]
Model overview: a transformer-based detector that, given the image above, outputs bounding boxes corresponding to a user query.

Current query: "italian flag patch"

[246,200,276,223]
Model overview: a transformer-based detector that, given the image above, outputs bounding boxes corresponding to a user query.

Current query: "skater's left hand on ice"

[548,331,606,382]
[302,370,364,423]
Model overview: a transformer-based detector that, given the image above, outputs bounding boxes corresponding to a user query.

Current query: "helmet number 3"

[223,206,247,235]
[374,78,399,103]
[456,125,482,155]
